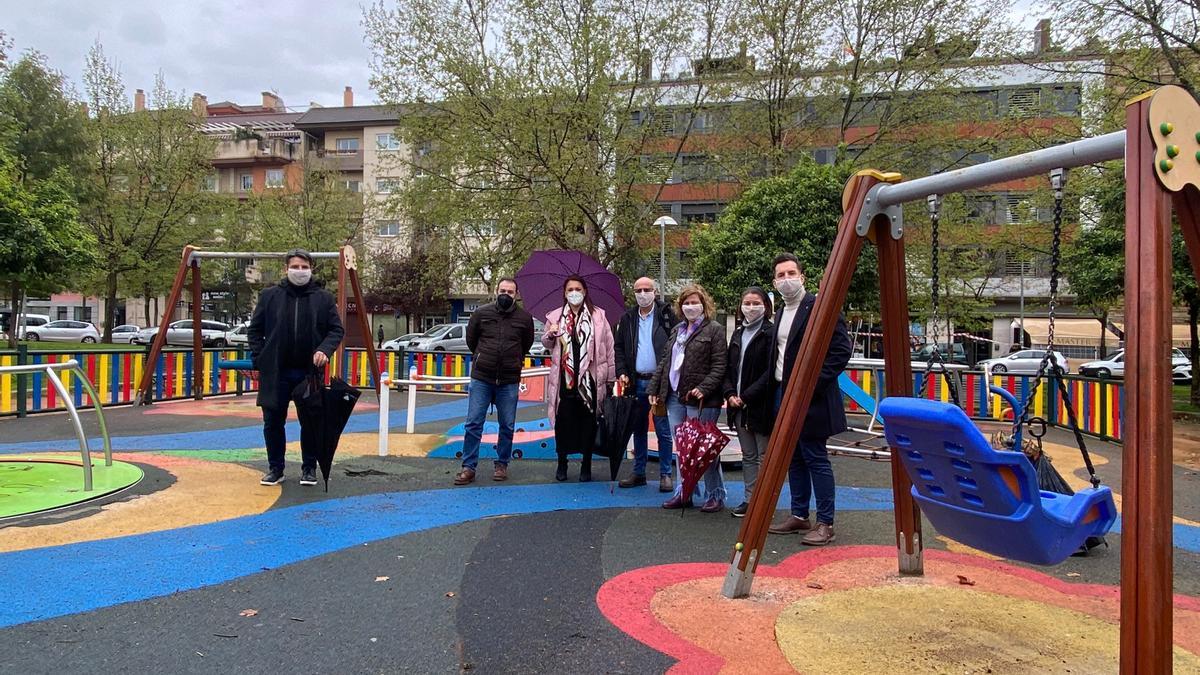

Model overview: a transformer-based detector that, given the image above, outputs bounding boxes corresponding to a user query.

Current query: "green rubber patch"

[160,449,288,463]
[0,457,144,519]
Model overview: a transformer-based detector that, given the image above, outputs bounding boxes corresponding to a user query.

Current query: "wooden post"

[191,262,204,400]
[344,246,382,392]
[1119,93,1174,674]
[722,172,877,598]
[136,246,196,405]
[336,248,349,381]
[876,216,922,574]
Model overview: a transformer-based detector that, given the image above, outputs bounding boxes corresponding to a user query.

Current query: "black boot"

[579,454,592,483]
[555,457,568,482]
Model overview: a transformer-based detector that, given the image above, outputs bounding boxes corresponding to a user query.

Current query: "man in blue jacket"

[248,249,344,487]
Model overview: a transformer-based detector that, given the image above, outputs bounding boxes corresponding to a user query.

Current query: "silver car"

[134,320,232,347]
[978,349,1070,375]
[408,323,469,352]
[24,320,101,343]
[110,324,143,344]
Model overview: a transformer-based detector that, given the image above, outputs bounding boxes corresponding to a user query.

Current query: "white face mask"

[681,303,703,321]
[774,277,804,299]
[287,268,312,286]
[741,304,765,323]
[566,291,585,307]
[634,290,655,308]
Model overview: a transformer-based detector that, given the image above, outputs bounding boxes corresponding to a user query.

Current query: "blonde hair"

[676,283,716,320]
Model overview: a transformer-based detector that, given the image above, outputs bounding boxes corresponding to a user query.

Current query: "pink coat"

[542,305,616,426]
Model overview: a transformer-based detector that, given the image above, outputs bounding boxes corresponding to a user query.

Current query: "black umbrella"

[292,373,361,492]
[596,389,640,481]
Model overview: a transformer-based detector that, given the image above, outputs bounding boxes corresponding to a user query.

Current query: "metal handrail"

[0,360,112,491]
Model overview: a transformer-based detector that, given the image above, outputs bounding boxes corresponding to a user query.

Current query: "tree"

[80,43,216,342]
[364,242,453,329]
[364,0,721,271]
[0,151,95,346]
[1063,162,1124,356]
[0,52,88,184]
[249,156,364,253]
[689,161,878,313]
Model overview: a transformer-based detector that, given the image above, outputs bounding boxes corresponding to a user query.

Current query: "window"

[341,180,361,193]
[203,173,218,192]
[1006,88,1041,117]
[265,169,284,189]
[376,178,400,194]
[416,140,432,157]
[413,167,431,179]
[376,133,401,151]
[239,174,254,191]
[56,307,68,320]
[1051,85,1081,115]
[813,148,837,165]
[377,220,401,237]
[629,110,643,126]
[335,137,360,153]
[448,326,464,338]
[1004,193,1034,224]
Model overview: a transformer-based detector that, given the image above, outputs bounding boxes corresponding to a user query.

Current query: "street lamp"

[654,215,677,294]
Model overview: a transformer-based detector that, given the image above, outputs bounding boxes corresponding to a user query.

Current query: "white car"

[1174,364,1192,384]
[133,320,232,347]
[978,349,1070,375]
[382,333,422,351]
[23,320,101,343]
[109,324,143,344]
[9,313,51,338]
[224,323,250,346]
[1078,348,1190,379]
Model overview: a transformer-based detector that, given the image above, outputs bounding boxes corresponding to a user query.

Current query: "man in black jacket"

[613,277,677,492]
[248,249,345,487]
[765,253,852,546]
[454,277,535,485]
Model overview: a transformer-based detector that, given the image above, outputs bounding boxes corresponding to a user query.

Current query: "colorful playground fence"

[0,347,550,418]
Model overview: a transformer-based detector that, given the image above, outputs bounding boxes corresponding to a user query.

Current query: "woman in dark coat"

[648,283,727,512]
[722,287,774,517]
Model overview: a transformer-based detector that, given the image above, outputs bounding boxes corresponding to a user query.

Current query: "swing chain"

[917,195,961,406]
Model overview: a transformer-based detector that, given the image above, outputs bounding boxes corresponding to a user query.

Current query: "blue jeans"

[632,378,674,477]
[774,386,836,524]
[263,368,317,473]
[667,391,725,501]
[461,379,520,470]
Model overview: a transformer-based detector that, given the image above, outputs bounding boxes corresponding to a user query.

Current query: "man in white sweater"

[765,253,852,546]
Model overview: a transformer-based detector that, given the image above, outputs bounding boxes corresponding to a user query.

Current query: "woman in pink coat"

[543,274,616,482]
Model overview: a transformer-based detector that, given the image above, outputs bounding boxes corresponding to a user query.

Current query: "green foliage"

[1063,163,1125,315]
[248,158,363,253]
[690,161,877,313]
[0,52,87,184]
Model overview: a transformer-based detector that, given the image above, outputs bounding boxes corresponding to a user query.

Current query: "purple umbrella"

[515,250,624,325]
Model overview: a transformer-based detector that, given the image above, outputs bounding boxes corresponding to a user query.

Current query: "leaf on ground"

[1066,572,1081,577]
[375,576,390,582]
[445,591,456,598]
[956,575,977,586]
[238,609,259,617]
[806,582,824,590]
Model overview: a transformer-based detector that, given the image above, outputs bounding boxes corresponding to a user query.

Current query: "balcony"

[212,138,298,166]
[309,148,364,171]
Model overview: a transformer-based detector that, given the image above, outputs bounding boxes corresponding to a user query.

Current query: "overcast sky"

[1,0,375,111]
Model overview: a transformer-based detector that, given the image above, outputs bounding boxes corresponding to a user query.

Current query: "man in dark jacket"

[766,253,852,545]
[248,249,345,487]
[454,277,535,485]
[613,277,677,492]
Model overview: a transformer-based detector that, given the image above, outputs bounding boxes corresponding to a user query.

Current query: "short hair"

[739,286,773,318]
[496,277,518,290]
[285,248,314,266]
[772,252,803,274]
[675,283,716,320]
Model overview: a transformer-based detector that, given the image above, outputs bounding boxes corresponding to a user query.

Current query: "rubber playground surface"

[1,391,1199,674]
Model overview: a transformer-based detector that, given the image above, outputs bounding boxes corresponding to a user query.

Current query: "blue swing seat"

[879,397,1116,566]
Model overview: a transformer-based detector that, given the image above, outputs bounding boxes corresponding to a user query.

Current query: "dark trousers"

[263,368,318,472]
[774,386,836,524]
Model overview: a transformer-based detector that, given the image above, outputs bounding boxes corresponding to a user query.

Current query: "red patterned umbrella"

[674,416,730,508]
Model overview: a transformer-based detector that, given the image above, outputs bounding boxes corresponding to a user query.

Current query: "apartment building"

[194,91,304,196]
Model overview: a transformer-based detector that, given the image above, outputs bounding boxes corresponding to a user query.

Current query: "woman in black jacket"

[648,283,727,512]
[722,287,774,517]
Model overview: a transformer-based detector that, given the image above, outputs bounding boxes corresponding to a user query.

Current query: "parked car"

[224,323,249,346]
[910,342,967,365]
[133,320,232,347]
[978,349,1070,375]
[23,320,101,343]
[1174,364,1192,384]
[408,323,469,352]
[381,333,422,351]
[6,313,51,338]
[109,324,143,344]
[1077,348,1190,379]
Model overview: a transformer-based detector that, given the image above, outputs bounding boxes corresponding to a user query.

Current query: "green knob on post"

[1160,159,1174,172]
[735,542,744,552]
[1159,122,1174,135]
[1167,145,1180,158]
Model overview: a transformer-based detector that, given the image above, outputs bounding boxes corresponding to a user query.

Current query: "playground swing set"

[133,245,382,406]
[727,85,1200,672]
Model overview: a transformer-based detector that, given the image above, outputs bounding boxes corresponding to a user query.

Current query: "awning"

[1016,318,1191,347]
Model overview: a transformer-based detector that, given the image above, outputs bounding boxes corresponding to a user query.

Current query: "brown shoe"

[801,522,835,546]
[454,468,476,485]
[658,475,674,493]
[768,515,812,535]
[618,474,647,488]
[492,464,508,481]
